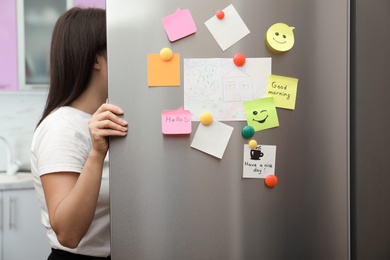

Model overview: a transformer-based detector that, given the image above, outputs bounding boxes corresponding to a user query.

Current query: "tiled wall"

[0,92,47,172]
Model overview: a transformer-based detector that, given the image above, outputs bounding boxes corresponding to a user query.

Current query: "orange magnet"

[200,112,213,126]
[233,53,246,66]
[160,47,173,61]
[265,174,278,188]
[216,10,225,19]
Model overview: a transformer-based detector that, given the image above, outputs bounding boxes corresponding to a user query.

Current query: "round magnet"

[216,10,225,19]
[160,47,173,61]
[233,53,246,66]
[241,125,255,139]
[248,139,257,149]
[200,112,213,126]
[265,174,278,188]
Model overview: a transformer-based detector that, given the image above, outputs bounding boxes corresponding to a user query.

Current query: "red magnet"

[216,10,225,19]
[233,53,246,66]
[265,174,278,188]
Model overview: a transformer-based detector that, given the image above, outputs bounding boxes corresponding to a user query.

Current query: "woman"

[31,7,127,259]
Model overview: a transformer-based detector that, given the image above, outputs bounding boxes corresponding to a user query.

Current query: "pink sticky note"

[162,8,197,42]
[162,107,192,134]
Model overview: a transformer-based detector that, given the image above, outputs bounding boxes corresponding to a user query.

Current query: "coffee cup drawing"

[250,148,264,160]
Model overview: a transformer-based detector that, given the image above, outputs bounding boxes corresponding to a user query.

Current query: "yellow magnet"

[200,112,213,126]
[248,139,257,149]
[160,47,173,61]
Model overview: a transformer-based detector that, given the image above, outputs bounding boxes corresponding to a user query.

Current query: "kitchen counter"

[0,172,34,190]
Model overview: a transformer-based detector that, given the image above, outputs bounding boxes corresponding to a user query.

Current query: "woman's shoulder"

[41,106,90,127]
[35,106,90,139]
[48,106,90,121]
[32,106,91,152]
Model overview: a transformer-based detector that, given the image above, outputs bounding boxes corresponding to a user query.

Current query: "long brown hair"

[37,7,106,127]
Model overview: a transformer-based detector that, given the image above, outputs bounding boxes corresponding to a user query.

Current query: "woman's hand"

[88,103,127,156]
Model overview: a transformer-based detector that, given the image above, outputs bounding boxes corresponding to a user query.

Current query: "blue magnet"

[242,125,255,139]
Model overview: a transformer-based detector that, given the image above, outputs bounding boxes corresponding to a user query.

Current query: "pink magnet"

[216,10,225,19]
[265,174,278,188]
[233,53,246,66]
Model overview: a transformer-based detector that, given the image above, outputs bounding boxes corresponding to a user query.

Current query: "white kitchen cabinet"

[0,188,50,260]
[0,0,18,92]
[16,0,72,91]
[15,0,106,91]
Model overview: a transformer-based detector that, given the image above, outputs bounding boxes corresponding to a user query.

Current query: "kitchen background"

[0,93,45,172]
[0,0,106,172]
[0,1,104,258]
[0,0,389,259]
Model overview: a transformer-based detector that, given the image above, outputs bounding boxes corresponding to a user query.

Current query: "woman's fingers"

[91,128,127,138]
[94,103,124,117]
[88,103,127,155]
[90,119,127,136]
[89,103,128,138]
[92,110,127,127]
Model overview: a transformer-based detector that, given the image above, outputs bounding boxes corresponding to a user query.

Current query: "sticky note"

[243,97,279,132]
[266,23,295,53]
[162,8,197,42]
[243,144,276,178]
[266,74,298,110]
[205,4,250,51]
[161,107,192,134]
[191,121,233,159]
[147,53,180,87]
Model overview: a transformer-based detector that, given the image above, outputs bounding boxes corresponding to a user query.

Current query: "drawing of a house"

[222,67,254,102]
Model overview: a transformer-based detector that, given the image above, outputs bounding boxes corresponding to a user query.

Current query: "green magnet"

[241,125,255,139]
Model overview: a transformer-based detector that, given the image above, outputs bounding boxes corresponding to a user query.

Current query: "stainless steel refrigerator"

[351,0,390,259]
[106,0,350,259]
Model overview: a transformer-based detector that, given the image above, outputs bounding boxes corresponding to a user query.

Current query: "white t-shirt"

[31,106,110,257]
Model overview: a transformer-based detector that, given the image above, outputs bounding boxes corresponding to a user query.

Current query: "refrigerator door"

[352,0,390,259]
[107,0,349,259]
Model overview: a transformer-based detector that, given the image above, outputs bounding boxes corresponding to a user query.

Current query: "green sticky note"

[266,74,298,110]
[244,97,279,131]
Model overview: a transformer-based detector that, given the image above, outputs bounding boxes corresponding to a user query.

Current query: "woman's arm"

[41,104,127,248]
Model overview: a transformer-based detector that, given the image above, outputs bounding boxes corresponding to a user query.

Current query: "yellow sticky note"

[266,74,298,110]
[147,53,180,86]
[265,23,295,53]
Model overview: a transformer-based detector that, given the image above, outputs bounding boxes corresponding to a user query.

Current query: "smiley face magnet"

[243,97,279,132]
[265,23,295,53]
